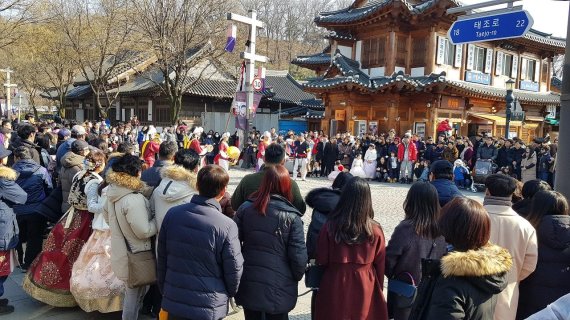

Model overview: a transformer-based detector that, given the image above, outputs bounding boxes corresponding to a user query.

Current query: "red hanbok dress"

[23,171,97,307]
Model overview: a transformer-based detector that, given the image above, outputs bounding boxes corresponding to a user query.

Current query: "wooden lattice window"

[415,111,427,119]
[541,60,549,83]
[375,109,387,118]
[412,38,427,67]
[355,109,369,117]
[398,110,409,121]
[361,37,387,68]
[396,36,407,66]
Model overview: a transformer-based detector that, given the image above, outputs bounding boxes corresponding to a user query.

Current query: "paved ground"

[4,168,484,320]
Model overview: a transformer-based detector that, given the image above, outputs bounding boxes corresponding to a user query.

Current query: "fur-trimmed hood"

[160,165,197,189]
[106,170,148,203]
[155,165,197,202]
[441,243,512,294]
[0,166,17,180]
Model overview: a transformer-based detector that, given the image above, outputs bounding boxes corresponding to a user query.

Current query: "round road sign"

[252,77,263,90]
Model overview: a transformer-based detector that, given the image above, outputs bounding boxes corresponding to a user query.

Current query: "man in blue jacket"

[157,165,243,320]
[12,146,53,270]
[429,160,464,207]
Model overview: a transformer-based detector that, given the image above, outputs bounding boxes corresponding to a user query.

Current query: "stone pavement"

[4,168,483,320]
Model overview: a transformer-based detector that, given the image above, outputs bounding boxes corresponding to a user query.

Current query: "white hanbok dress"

[363,149,378,179]
[350,159,367,178]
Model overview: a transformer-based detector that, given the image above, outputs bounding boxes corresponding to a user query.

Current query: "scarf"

[483,195,513,207]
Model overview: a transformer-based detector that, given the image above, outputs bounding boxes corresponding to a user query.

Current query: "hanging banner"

[234,92,263,130]
[224,25,237,53]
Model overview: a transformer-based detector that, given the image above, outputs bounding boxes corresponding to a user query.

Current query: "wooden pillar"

[406,34,412,75]
[386,31,396,76]
[425,27,437,74]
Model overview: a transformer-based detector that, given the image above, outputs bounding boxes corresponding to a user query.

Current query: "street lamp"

[505,78,515,139]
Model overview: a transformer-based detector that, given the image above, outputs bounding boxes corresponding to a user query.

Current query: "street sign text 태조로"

[448,9,533,45]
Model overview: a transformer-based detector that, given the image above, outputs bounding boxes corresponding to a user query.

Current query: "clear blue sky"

[460,0,568,38]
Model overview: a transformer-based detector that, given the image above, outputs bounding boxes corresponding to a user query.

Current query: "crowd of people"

[0,114,568,320]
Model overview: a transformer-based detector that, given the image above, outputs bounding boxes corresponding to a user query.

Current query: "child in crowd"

[328,160,344,181]
[413,160,426,182]
[375,157,388,182]
[388,152,399,182]
[349,153,367,178]
[453,159,470,189]
[311,161,321,178]
[419,160,430,181]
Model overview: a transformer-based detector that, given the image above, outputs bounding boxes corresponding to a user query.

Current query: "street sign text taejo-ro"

[448,9,533,45]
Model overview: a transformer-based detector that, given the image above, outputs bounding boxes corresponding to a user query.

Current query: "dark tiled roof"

[523,29,566,48]
[264,72,322,106]
[325,30,356,41]
[66,85,93,99]
[291,53,331,67]
[315,0,460,25]
[185,78,236,99]
[277,105,325,119]
[74,51,156,85]
[551,76,562,90]
[415,73,561,104]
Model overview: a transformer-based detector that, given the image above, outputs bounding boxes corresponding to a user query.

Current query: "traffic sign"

[448,9,533,45]
[252,77,263,90]
[511,111,525,122]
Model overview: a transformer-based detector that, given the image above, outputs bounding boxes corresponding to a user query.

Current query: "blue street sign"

[448,9,534,45]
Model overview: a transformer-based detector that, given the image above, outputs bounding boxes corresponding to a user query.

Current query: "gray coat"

[0,167,27,250]
[59,152,84,213]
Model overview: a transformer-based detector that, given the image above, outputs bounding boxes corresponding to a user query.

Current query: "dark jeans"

[16,214,46,267]
[0,276,7,297]
[142,284,162,316]
[244,309,289,320]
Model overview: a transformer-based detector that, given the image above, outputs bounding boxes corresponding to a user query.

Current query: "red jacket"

[437,120,452,132]
[397,142,417,161]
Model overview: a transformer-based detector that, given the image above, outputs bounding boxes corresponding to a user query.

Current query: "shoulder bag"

[387,240,436,308]
[114,204,156,288]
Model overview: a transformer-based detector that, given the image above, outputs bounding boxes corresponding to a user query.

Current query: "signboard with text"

[465,71,491,85]
[448,9,534,45]
[520,80,539,92]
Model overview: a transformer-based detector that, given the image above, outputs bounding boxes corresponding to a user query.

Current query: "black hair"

[25,113,34,120]
[17,124,36,140]
[174,149,200,171]
[197,165,229,198]
[439,197,490,251]
[264,143,285,164]
[521,179,552,199]
[527,191,570,228]
[13,146,31,160]
[35,132,51,150]
[159,141,178,159]
[331,172,353,190]
[404,181,441,238]
[116,142,134,154]
[431,164,453,181]
[485,174,517,197]
[328,177,377,244]
[111,154,142,177]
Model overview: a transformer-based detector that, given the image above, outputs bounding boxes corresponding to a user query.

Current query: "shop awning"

[525,115,544,122]
[523,123,539,129]
[468,113,523,127]
[545,118,560,125]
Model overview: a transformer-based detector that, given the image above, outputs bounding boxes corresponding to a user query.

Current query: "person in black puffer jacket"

[409,198,511,320]
[512,179,551,218]
[305,172,353,260]
[234,165,307,319]
[517,191,570,319]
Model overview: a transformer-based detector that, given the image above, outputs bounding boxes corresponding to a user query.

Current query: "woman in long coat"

[363,145,377,179]
[315,177,388,320]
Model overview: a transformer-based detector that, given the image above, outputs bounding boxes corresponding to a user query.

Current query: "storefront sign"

[369,121,378,135]
[414,122,426,137]
[335,110,346,121]
[441,96,466,110]
[511,111,525,121]
[519,80,539,92]
[465,71,491,85]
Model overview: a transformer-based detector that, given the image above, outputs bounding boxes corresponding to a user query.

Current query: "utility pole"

[555,3,570,198]
[227,10,267,135]
[0,68,17,121]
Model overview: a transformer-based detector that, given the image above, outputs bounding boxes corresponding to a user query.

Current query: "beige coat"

[150,165,197,232]
[104,171,157,281]
[485,204,538,320]
[521,152,537,183]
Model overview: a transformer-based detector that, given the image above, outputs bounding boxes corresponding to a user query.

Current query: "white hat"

[454,159,464,167]
[221,132,230,139]
[193,127,204,135]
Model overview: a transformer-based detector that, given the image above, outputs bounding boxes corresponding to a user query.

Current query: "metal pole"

[18,94,21,121]
[555,3,570,198]
[505,88,513,139]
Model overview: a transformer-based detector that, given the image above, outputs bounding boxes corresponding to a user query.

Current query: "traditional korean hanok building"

[51,50,322,132]
[292,0,564,142]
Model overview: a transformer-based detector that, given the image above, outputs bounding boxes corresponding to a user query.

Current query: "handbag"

[114,207,157,288]
[304,259,324,289]
[388,272,417,308]
[387,240,436,308]
[0,251,11,277]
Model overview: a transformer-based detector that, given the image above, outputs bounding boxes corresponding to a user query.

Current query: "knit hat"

[71,139,89,153]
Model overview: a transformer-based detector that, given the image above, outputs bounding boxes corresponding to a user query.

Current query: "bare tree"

[51,0,133,119]
[130,0,233,125]
[0,0,35,49]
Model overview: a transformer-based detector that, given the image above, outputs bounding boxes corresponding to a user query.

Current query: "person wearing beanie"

[59,139,90,214]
